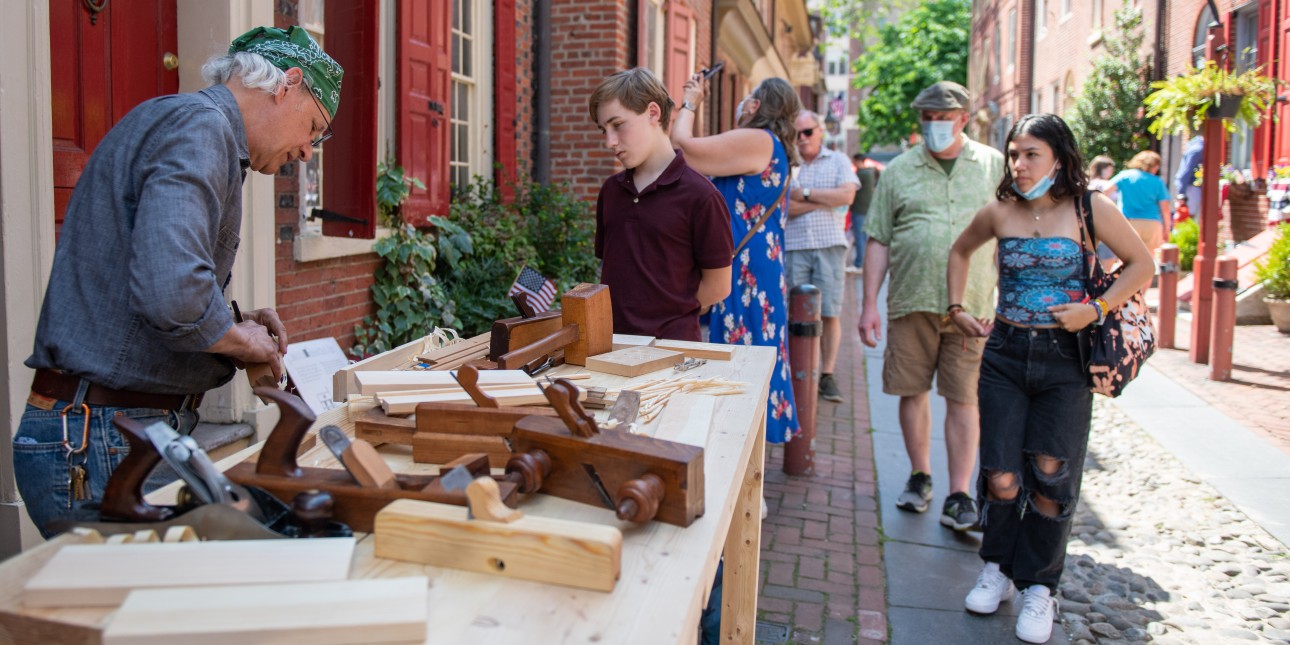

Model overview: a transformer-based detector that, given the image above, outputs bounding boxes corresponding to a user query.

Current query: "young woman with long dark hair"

[945,114,1152,643]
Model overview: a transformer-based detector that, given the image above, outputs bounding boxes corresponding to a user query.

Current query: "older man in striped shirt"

[786,110,859,403]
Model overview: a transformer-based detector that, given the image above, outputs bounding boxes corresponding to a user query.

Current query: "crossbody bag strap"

[732,178,792,259]
[1074,189,1097,283]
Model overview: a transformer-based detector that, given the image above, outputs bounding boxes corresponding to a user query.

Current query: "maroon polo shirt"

[595,150,733,341]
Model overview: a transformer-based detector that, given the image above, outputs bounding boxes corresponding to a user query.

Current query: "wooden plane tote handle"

[543,378,598,438]
[497,324,579,370]
[467,477,523,523]
[454,364,500,408]
[253,387,317,478]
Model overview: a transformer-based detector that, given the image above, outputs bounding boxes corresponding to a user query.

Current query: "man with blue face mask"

[858,81,1004,532]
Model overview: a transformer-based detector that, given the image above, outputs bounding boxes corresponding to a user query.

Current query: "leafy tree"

[817,0,919,45]
[1067,6,1152,168]
[850,0,971,149]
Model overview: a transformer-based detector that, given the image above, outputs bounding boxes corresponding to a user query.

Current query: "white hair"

[798,110,823,127]
[201,51,293,96]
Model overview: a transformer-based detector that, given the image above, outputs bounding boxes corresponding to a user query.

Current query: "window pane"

[463,37,472,77]
[452,34,461,74]
[462,0,471,33]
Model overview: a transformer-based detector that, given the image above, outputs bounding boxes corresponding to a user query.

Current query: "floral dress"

[707,131,799,443]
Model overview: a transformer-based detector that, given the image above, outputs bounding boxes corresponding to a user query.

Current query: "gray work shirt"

[26,84,249,395]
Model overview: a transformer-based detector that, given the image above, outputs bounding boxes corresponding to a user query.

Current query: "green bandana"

[228,26,343,118]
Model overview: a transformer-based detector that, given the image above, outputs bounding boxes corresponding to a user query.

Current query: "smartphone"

[700,61,724,79]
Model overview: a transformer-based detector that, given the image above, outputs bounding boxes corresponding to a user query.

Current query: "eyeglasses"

[798,127,817,139]
[303,82,334,147]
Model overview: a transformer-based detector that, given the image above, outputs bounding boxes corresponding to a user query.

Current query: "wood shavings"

[613,376,747,425]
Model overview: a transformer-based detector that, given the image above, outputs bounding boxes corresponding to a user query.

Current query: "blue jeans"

[850,213,866,267]
[976,320,1092,592]
[13,382,199,538]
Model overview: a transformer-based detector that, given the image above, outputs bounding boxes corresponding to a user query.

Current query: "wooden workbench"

[0,343,775,644]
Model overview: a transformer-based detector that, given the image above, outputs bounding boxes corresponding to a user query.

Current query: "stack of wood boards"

[354,370,543,414]
[333,332,490,400]
[23,537,356,608]
[103,577,428,644]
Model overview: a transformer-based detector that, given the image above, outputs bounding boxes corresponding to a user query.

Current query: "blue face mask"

[1012,161,1060,201]
[921,120,957,153]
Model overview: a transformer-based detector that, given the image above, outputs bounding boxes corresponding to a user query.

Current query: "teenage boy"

[589,67,733,341]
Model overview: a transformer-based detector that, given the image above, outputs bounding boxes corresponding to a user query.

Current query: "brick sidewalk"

[1151,312,1290,454]
[757,284,887,644]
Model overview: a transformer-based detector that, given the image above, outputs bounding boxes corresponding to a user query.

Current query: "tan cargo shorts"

[881,311,987,406]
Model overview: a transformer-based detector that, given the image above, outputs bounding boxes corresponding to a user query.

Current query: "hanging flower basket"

[1144,61,1279,138]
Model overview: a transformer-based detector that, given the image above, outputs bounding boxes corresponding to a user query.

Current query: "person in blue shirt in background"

[1174,136,1204,224]
[1111,150,1172,257]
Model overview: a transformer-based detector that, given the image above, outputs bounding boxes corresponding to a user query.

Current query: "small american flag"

[508,266,558,313]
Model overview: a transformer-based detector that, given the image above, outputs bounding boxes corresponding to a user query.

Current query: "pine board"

[583,346,684,377]
[23,538,355,608]
[354,370,533,395]
[652,339,735,361]
[102,577,427,644]
[375,500,621,592]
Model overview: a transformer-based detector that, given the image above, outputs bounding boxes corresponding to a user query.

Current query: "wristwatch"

[803,188,812,202]
[680,100,697,112]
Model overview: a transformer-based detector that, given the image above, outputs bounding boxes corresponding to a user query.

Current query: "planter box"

[1222,183,1270,243]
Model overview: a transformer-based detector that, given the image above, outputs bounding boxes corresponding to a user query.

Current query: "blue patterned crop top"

[996,237,1087,326]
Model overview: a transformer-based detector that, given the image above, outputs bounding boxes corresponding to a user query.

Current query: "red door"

[1278,0,1290,164]
[399,0,452,225]
[50,0,178,232]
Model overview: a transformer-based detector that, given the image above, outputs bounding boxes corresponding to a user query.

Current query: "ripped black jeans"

[976,320,1093,592]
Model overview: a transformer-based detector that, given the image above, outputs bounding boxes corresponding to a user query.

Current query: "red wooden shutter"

[1251,1,1275,177]
[1274,2,1290,164]
[50,0,177,233]
[494,0,518,197]
[664,1,695,110]
[321,0,379,239]
[399,0,452,226]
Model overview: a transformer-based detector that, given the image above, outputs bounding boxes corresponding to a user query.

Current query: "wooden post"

[1191,22,1227,364]
[1158,244,1179,349]
[1209,255,1238,382]
[784,284,820,477]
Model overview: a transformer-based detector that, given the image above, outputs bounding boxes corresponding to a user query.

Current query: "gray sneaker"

[896,472,932,513]
[818,373,843,403]
[940,492,980,531]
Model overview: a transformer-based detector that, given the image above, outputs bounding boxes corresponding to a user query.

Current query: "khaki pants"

[1128,219,1165,255]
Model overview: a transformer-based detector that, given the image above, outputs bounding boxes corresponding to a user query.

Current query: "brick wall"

[515,0,534,179]
[547,0,632,201]
[274,0,379,351]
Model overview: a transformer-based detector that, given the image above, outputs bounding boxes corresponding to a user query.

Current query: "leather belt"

[31,369,202,411]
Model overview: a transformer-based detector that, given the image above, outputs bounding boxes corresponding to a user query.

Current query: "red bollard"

[1158,244,1179,349]
[1209,256,1238,381]
[784,284,820,477]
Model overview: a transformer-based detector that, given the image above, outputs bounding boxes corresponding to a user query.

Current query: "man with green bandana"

[13,27,343,537]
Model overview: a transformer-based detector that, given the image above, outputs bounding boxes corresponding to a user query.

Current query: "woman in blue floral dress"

[671,76,802,444]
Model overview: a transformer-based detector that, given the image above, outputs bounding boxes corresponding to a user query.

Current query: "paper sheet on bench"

[283,337,350,415]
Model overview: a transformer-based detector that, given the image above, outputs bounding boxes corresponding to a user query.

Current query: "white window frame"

[449,0,495,191]
[1036,0,1047,40]
[991,24,1000,85]
[1007,9,1016,72]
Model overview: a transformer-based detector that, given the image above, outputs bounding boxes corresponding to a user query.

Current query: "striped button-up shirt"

[785,147,859,251]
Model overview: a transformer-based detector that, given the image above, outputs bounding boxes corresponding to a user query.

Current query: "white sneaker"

[963,562,1015,614]
[1015,585,1058,643]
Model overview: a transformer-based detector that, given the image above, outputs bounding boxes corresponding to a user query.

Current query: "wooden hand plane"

[224,388,519,533]
[505,378,705,527]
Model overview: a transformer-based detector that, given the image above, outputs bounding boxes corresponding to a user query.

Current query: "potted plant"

[1144,61,1278,138]
[1256,223,1290,333]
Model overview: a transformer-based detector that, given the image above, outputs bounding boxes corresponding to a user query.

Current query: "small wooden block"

[490,310,564,360]
[23,538,355,607]
[652,339,735,361]
[561,283,613,365]
[584,346,684,377]
[102,577,428,644]
[611,333,655,351]
[341,440,399,490]
[374,499,622,592]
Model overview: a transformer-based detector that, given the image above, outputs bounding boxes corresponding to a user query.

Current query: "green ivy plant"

[1169,218,1199,273]
[1255,224,1290,300]
[352,157,473,358]
[1144,60,1278,138]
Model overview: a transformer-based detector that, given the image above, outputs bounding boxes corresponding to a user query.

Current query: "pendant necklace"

[1028,202,1057,238]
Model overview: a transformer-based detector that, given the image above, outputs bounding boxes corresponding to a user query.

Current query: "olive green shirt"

[864,139,1004,320]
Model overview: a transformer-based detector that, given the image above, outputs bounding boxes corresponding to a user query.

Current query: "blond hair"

[1126,150,1161,172]
[587,67,674,126]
